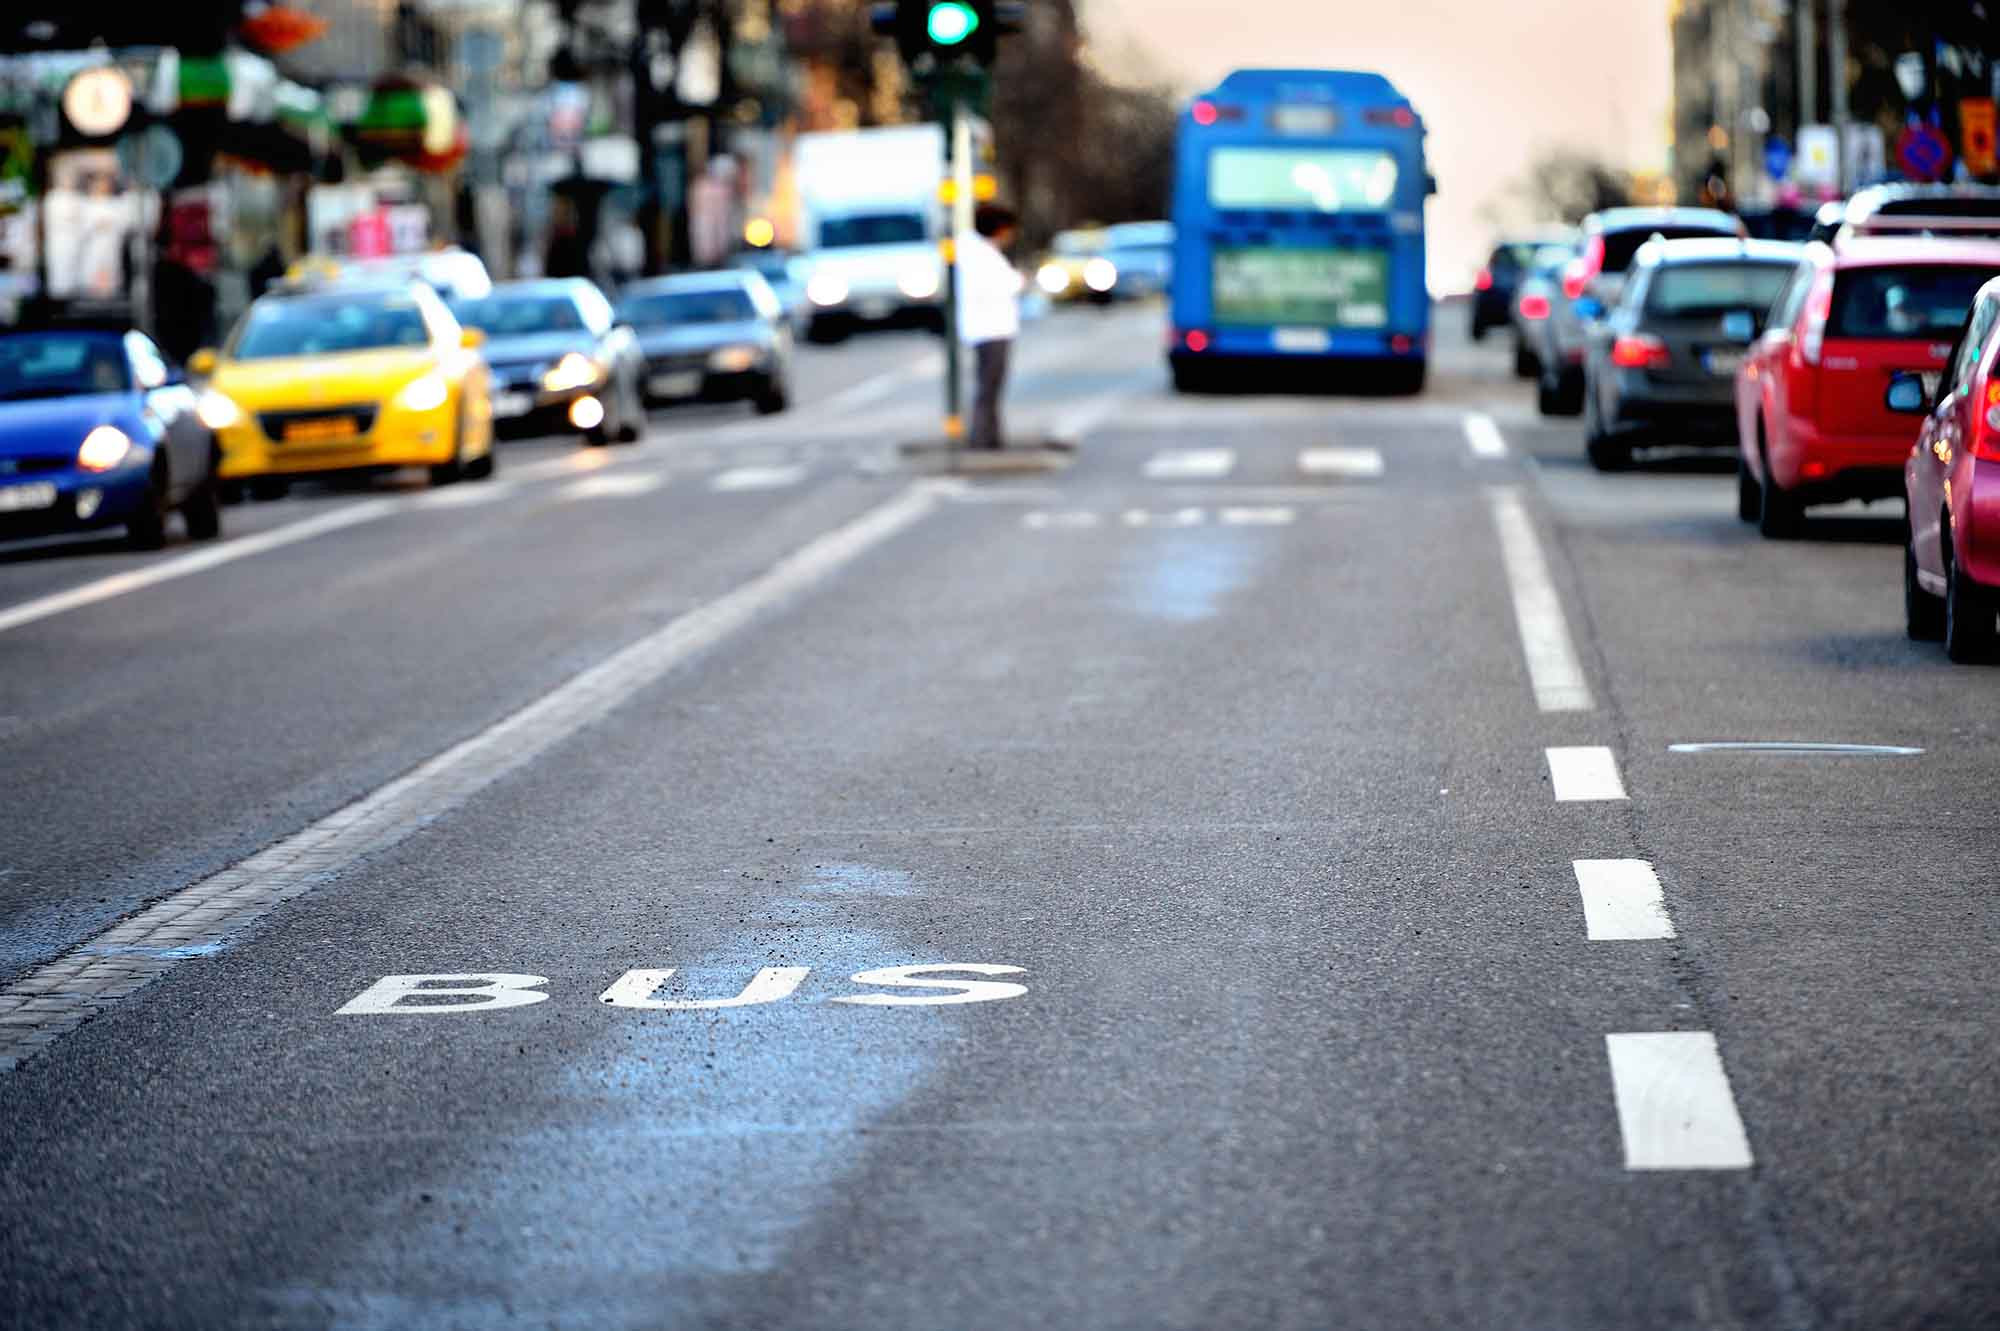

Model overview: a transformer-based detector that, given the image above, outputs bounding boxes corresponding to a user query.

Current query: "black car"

[451,279,646,445]
[616,272,792,415]
[1471,228,1575,340]
[1579,237,1803,471]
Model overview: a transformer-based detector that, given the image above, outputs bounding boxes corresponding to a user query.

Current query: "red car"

[1899,276,2000,661]
[1734,237,2000,538]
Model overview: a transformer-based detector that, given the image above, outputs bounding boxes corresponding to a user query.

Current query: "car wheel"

[1513,339,1538,379]
[1736,456,1761,522]
[1469,317,1487,342]
[616,374,644,443]
[181,457,223,541]
[126,459,170,550]
[1905,533,1945,641]
[753,377,789,415]
[1582,382,1626,470]
[1943,531,1996,662]
[1555,367,1585,416]
[1756,449,1799,539]
[1535,372,1561,416]
[429,407,466,486]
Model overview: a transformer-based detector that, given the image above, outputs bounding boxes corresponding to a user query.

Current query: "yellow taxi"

[1034,227,1115,304]
[192,280,495,495]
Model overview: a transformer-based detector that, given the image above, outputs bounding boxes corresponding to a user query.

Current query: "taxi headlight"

[807,272,849,307]
[397,371,450,413]
[195,390,242,430]
[1037,263,1071,294]
[708,345,760,373]
[543,352,601,393]
[77,425,133,472]
[898,264,940,300]
[1084,257,1119,292]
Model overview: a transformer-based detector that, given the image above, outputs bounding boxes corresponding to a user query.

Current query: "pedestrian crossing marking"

[711,464,808,492]
[1298,447,1385,479]
[1143,448,1236,480]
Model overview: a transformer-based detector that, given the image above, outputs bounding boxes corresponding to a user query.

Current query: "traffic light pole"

[941,93,976,460]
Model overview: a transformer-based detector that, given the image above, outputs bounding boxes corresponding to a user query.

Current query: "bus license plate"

[0,481,57,513]
[1274,327,1332,353]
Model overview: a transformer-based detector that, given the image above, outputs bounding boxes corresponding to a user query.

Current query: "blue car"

[0,327,221,548]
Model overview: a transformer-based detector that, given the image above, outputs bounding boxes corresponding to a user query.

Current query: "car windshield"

[819,213,925,248]
[231,296,431,359]
[452,296,585,335]
[618,289,759,326]
[1105,242,1170,265]
[1601,226,1735,274]
[1644,262,1796,318]
[0,333,130,401]
[731,253,791,280]
[1829,265,2000,340]
[1054,233,1102,256]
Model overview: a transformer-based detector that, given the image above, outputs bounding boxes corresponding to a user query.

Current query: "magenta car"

[1898,274,2000,661]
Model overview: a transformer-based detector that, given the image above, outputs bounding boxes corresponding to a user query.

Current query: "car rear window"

[1827,265,2000,340]
[1601,226,1735,274]
[1874,197,2000,218]
[1644,262,1795,318]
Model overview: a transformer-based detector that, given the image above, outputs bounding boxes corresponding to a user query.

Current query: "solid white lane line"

[1297,447,1385,479]
[1143,448,1236,480]
[0,480,947,1070]
[711,464,807,492]
[1546,746,1627,802]
[1487,486,1593,712]
[0,499,398,638]
[1572,858,1675,940]
[1463,412,1509,458]
[1668,741,1925,757]
[560,472,667,500]
[1604,1032,1755,1170]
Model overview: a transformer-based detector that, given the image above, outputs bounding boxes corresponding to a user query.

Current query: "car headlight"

[807,272,849,307]
[397,371,450,413]
[1084,257,1119,292]
[77,425,133,472]
[1037,263,1071,294]
[543,352,601,393]
[195,390,242,430]
[898,264,940,300]
[708,345,761,374]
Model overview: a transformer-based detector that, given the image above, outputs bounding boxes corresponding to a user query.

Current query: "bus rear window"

[1828,265,2000,340]
[1208,148,1398,212]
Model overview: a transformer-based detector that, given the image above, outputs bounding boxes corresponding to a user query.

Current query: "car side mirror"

[1885,372,1930,415]
[1424,173,1438,197]
[187,348,217,377]
[460,327,485,349]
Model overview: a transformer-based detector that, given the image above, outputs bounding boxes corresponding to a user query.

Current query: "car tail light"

[1519,292,1551,321]
[1610,334,1671,369]
[1561,259,1590,302]
[1976,383,2000,463]
[1364,107,1417,128]
[1474,268,1493,292]
[1798,273,1834,366]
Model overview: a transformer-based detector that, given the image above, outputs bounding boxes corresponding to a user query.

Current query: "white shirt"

[955,230,1020,345]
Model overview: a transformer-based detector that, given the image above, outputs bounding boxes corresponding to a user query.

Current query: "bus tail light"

[1184,329,1212,353]
[1190,101,1243,126]
[1364,107,1417,128]
[1610,334,1671,370]
[1519,293,1551,321]
[1390,334,1414,355]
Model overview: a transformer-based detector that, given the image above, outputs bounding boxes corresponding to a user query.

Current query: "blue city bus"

[1168,68,1436,394]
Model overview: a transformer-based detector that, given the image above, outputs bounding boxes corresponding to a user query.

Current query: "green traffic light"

[927,2,979,45]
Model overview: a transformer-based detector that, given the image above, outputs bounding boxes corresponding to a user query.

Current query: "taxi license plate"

[1704,349,1745,377]
[649,371,701,398]
[1273,327,1332,353]
[492,391,533,418]
[0,481,57,513]
[282,416,358,444]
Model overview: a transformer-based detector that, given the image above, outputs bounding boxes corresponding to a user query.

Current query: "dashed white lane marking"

[1604,1032,1755,1170]
[412,481,517,508]
[1463,412,1509,458]
[1546,746,1627,802]
[1297,447,1385,479]
[0,499,398,638]
[1022,507,1294,529]
[1143,448,1236,480]
[1488,486,1593,712]
[560,472,667,500]
[1218,506,1296,526]
[1022,511,1102,529]
[1572,858,1675,940]
[711,464,808,492]
[0,480,946,1070]
[1123,507,1206,527]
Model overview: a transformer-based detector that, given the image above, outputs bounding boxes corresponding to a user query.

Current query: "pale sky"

[1079,0,1675,294]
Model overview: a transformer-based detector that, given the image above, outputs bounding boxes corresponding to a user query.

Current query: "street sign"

[116,124,182,190]
[1797,124,1839,188]
[1962,99,1997,176]
[1763,135,1794,182]
[1897,122,1952,182]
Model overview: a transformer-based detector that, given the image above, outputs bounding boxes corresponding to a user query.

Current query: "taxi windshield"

[231,296,432,360]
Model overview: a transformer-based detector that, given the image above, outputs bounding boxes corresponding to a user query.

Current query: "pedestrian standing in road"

[959,203,1021,451]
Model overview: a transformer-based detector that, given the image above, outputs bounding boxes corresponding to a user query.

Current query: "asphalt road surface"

[2,301,1996,1329]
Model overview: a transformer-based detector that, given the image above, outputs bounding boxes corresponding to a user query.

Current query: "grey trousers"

[971,338,1011,449]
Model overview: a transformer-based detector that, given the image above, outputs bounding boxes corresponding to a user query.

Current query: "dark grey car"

[617,271,792,415]
[1578,237,1803,470]
[452,279,646,446]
